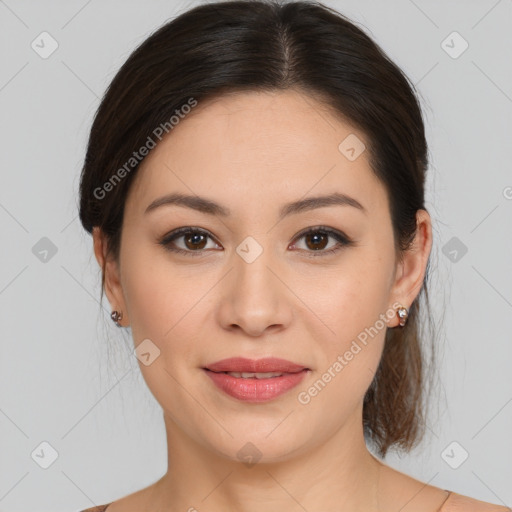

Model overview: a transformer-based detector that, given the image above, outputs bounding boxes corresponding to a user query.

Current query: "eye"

[159,225,353,258]
[289,226,353,257]
[159,227,220,257]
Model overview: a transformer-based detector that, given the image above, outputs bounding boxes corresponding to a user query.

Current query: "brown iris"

[183,232,208,250]
[303,231,329,251]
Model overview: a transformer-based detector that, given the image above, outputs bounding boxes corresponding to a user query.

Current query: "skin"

[92,89,451,512]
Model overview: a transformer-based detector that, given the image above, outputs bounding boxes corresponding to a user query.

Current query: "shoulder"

[375,460,509,512]
[78,504,112,512]
[443,492,510,512]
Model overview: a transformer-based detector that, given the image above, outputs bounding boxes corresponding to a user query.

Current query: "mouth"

[204,356,310,374]
[205,370,299,379]
[202,357,311,402]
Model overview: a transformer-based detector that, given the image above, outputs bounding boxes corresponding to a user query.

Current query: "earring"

[111,310,123,326]
[396,305,409,327]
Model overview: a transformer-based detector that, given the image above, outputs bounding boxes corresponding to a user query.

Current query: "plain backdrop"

[0,0,511,511]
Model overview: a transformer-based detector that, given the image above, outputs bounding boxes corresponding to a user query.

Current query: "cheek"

[120,236,194,337]
[302,251,393,394]
[120,242,217,380]
[298,270,388,423]
[316,252,394,336]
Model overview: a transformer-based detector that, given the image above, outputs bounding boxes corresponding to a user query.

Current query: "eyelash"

[158,226,353,258]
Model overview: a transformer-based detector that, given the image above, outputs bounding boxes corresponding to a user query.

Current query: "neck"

[150,406,383,512]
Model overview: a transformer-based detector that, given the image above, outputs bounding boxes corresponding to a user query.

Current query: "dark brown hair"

[79,0,439,458]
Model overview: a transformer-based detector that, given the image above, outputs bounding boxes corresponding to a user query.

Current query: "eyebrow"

[144,191,367,219]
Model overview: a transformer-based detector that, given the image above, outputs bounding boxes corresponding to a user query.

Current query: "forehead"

[126,89,389,219]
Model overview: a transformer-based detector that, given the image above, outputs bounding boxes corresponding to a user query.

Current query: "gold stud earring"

[396,305,409,327]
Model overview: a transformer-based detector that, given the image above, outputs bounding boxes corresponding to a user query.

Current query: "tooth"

[225,371,284,379]
[255,372,283,378]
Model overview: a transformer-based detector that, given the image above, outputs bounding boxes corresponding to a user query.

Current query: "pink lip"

[205,357,308,373]
[203,368,309,402]
[203,357,310,403]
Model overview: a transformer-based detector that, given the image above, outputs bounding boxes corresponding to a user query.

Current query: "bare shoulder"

[79,505,111,512]
[96,482,160,512]
[443,492,510,512]
[375,460,509,512]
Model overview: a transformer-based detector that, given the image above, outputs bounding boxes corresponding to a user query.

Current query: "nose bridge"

[217,233,290,334]
[233,234,278,296]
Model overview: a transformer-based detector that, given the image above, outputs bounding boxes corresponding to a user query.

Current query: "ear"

[92,227,129,326]
[388,209,433,327]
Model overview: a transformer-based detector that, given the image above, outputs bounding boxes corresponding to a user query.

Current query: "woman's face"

[96,89,430,463]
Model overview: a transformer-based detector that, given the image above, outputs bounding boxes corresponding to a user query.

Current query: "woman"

[77,1,509,510]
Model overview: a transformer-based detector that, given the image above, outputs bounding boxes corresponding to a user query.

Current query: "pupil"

[307,232,327,250]
[186,233,206,250]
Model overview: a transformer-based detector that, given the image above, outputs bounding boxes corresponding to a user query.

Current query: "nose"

[216,248,293,337]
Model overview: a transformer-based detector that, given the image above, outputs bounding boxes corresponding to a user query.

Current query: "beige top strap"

[437,491,453,511]
[439,491,511,511]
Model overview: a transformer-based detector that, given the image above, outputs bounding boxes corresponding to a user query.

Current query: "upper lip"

[204,357,309,373]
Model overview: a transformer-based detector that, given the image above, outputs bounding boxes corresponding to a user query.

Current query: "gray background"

[1,0,511,510]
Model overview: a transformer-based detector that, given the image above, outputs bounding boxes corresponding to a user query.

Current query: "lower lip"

[203,369,309,402]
